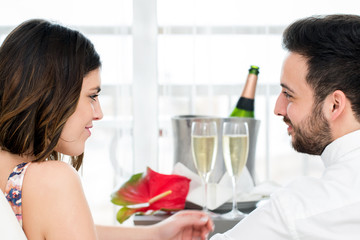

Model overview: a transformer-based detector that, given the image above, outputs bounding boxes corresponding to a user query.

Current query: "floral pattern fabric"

[5,162,31,227]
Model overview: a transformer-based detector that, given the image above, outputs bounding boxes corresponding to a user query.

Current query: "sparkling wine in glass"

[191,120,217,212]
[222,121,249,219]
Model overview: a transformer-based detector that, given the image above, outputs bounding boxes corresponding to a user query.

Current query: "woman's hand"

[153,210,214,240]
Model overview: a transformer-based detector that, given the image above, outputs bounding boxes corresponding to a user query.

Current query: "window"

[0,0,133,225]
[1,0,359,226]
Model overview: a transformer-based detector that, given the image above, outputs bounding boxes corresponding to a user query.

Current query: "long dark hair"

[0,19,101,170]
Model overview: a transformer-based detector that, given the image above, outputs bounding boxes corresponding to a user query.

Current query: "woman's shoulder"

[26,161,79,184]
[23,160,96,239]
[25,160,80,191]
[23,160,83,207]
[23,160,83,209]
[27,160,77,176]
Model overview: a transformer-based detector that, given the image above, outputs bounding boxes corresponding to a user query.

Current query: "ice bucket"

[171,115,260,183]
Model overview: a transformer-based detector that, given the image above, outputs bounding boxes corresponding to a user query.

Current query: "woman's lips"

[85,126,92,136]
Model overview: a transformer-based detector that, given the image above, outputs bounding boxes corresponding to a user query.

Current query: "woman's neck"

[0,149,34,192]
[0,149,33,164]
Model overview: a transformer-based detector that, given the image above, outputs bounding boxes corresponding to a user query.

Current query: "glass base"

[221,209,247,220]
[201,208,220,218]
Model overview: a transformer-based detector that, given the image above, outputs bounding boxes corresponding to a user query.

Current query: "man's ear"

[327,90,346,121]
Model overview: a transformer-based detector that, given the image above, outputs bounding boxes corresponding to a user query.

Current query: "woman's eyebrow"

[90,87,101,93]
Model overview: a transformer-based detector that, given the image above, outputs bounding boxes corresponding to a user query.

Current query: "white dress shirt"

[211,130,360,240]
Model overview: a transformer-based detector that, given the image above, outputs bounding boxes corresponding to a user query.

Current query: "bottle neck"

[235,97,254,111]
[241,73,258,99]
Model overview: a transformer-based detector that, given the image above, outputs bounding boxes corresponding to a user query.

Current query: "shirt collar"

[321,130,360,167]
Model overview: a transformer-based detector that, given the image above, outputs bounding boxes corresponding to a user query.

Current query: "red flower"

[111,167,191,223]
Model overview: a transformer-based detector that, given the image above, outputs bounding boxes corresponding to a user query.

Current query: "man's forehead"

[280,53,311,93]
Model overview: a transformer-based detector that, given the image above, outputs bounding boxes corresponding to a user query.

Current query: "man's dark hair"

[283,14,360,121]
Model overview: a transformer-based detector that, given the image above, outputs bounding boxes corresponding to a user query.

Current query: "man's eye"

[283,91,292,99]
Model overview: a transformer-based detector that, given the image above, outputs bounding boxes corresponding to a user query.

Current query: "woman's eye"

[90,94,99,101]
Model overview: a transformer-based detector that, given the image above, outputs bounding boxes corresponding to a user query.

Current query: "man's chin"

[287,129,295,138]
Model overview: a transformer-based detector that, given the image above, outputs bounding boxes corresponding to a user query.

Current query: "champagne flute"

[191,120,218,212]
[222,121,249,219]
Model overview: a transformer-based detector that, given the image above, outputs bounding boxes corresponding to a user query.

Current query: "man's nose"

[274,94,286,116]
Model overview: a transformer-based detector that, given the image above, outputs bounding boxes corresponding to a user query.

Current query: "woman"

[0,19,213,240]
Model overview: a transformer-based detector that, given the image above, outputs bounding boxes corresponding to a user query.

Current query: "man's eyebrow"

[280,83,295,93]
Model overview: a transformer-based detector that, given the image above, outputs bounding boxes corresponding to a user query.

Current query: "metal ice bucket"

[171,115,260,183]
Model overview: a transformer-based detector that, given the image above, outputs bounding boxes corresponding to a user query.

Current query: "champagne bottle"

[230,65,260,118]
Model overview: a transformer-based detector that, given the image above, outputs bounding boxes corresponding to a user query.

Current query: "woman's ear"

[326,90,346,121]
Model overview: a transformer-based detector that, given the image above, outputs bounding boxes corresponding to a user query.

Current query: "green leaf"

[116,207,137,224]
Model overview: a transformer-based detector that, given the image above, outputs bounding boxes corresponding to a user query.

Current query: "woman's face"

[55,68,103,156]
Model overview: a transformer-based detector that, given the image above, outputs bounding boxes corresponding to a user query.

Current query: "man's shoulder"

[267,174,360,239]
[270,176,327,214]
[270,175,360,217]
[281,176,324,195]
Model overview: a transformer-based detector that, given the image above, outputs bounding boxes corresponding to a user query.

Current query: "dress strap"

[4,162,31,227]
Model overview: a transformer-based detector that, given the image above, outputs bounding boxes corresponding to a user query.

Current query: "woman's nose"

[93,101,103,120]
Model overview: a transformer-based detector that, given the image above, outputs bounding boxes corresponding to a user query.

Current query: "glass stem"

[204,180,208,211]
[232,176,237,212]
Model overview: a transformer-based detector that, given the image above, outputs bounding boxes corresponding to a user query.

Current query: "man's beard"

[284,102,332,155]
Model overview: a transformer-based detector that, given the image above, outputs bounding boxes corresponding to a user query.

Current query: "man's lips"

[283,118,293,134]
[287,124,293,133]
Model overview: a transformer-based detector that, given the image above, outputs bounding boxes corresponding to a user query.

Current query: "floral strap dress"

[4,162,31,227]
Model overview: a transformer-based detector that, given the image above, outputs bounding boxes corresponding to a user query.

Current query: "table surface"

[133,205,256,238]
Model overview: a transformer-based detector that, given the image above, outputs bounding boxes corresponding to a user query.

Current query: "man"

[211,14,360,239]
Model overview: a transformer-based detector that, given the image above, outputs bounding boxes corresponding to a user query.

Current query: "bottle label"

[236,97,254,111]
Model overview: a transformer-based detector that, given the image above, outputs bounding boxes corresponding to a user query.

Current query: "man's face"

[274,53,332,155]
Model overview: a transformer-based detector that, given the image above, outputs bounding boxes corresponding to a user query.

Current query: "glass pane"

[89,35,133,85]
[0,0,132,26]
[159,34,285,85]
[158,0,360,26]
[158,0,355,187]
[0,0,133,226]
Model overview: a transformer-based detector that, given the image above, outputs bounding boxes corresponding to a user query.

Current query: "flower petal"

[111,167,191,223]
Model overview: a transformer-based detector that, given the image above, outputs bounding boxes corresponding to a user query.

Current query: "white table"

[133,204,256,237]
